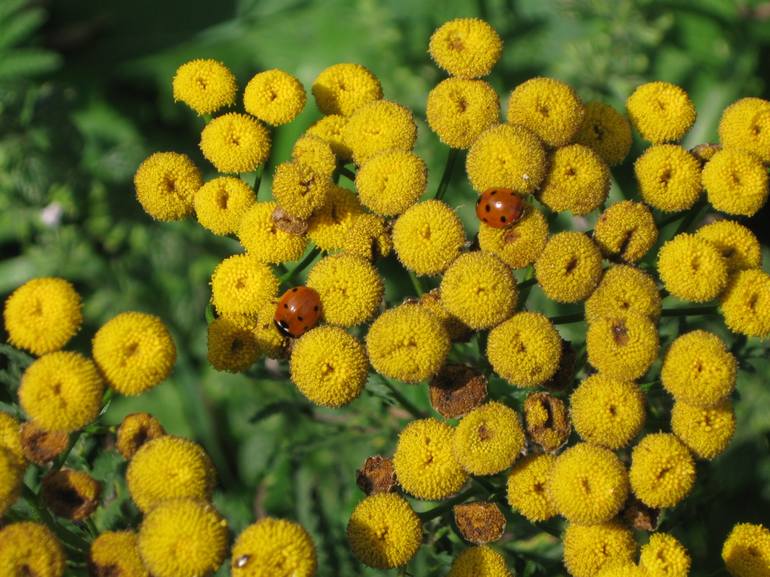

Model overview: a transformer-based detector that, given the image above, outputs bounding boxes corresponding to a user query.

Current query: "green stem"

[549,312,585,325]
[381,380,426,419]
[435,149,459,201]
[674,199,707,236]
[471,476,498,494]
[337,166,356,182]
[280,247,322,285]
[661,304,718,318]
[251,167,264,199]
[408,270,424,297]
[419,486,479,521]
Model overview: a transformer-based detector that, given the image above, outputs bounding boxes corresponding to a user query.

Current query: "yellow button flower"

[506,454,557,522]
[539,144,610,215]
[535,232,603,303]
[696,220,761,272]
[307,185,363,252]
[570,374,646,449]
[347,493,422,568]
[231,518,317,577]
[292,135,336,179]
[172,59,236,116]
[134,151,202,221]
[200,113,271,173]
[366,304,450,383]
[506,77,585,147]
[487,312,561,387]
[290,326,368,408]
[593,200,658,263]
[639,533,691,577]
[90,531,149,577]
[238,202,308,264]
[453,401,525,476]
[393,200,466,276]
[312,63,383,116]
[426,78,500,148]
[586,313,659,381]
[466,123,547,194]
[417,290,471,342]
[447,546,513,577]
[356,149,426,216]
[116,412,166,460]
[702,148,769,217]
[562,521,636,577]
[626,81,696,143]
[19,351,103,432]
[194,176,256,236]
[597,563,648,577]
[210,254,279,318]
[585,265,662,323]
[251,300,289,358]
[0,447,23,517]
[92,311,176,396]
[343,100,417,165]
[719,97,770,162]
[271,160,332,220]
[629,433,695,508]
[547,443,629,525]
[722,523,770,577]
[207,316,260,373]
[127,435,215,512]
[343,213,393,261]
[428,18,502,78]
[658,233,728,302]
[0,522,66,577]
[138,499,228,577]
[243,69,306,126]
[672,400,735,461]
[575,101,633,166]
[478,204,548,269]
[0,412,23,465]
[634,144,702,212]
[720,269,770,338]
[307,254,383,327]
[661,330,737,407]
[306,114,351,160]
[3,277,82,356]
[393,418,468,500]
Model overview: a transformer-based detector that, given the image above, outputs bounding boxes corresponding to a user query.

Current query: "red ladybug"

[274,286,322,338]
[475,188,525,228]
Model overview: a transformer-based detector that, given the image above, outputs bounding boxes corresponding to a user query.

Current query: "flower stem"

[408,270,424,297]
[337,165,356,182]
[381,380,426,419]
[419,486,479,521]
[549,312,585,325]
[435,149,459,201]
[280,247,322,285]
[661,304,718,318]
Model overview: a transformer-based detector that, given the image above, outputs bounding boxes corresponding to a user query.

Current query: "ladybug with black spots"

[274,286,322,338]
[476,187,526,228]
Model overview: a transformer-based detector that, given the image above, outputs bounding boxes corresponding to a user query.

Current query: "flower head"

[585,265,662,323]
[243,69,306,126]
[722,523,770,577]
[307,114,351,160]
[173,59,236,115]
[539,144,610,215]
[231,518,317,577]
[0,522,65,577]
[586,313,659,381]
[719,97,770,162]
[307,185,363,251]
[453,401,525,476]
[634,145,702,212]
[562,521,636,577]
[312,63,383,116]
[19,422,67,465]
[702,148,769,217]
[626,81,696,143]
[207,316,260,373]
[506,454,557,522]
[672,400,735,461]
[200,113,271,173]
[3,277,82,356]
[720,269,770,338]
[194,176,256,235]
[447,546,513,577]
[271,161,332,220]
[116,412,166,460]
[292,135,336,179]
[134,152,202,221]
[593,201,658,263]
[575,101,632,166]
[251,300,289,358]
[535,232,603,303]
[90,531,149,577]
[524,392,571,452]
[630,433,695,508]
[0,412,23,465]
[506,77,585,146]
[639,533,691,577]
[210,254,279,318]
[428,18,502,78]
[658,234,728,302]
[41,469,100,521]
[0,448,23,517]
[696,220,761,272]
[478,204,549,269]
[426,78,499,148]
[418,290,471,342]
[343,213,393,261]
[356,149,426,216]
[238,202,308,264]
[343,100,417,165]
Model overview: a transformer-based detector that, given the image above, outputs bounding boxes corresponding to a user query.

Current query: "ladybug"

[274,286,322,338]
[475,188,525,228]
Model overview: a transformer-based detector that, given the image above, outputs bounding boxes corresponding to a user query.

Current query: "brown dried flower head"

[116,412,166,460]
[20,421,69,465]
[453,501,506,544]
[42,469,101,521]
[429,363,488,419]
[356,455,397,495]
[524,392,571,452]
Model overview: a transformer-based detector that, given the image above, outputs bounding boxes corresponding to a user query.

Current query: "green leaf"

[0,48,60,79]
[0,7,46,50]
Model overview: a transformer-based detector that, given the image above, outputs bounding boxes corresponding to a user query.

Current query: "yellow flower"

[639,533,691,577]
[172,59,236,116]
[343,100,417,165]
[539,144,610,215]
[312,63,383,116]
[562,521,636,577]
[138,499,228,577]
[487,312,561,387]
[238,202,308,264]
[343,213,393,261]
[657,234,728,302]
[574,101,632,166]
[290,326,368,407]
[426,78,500,148]
[243,69,306,126]
[307,185,363,251]
[593,200,658,263]
[506,454,557,522]
[292,135,336,179]
[417,290,471,342]
[90,531,149,577]
[535,232,603,303]
[466,123,547,194]
[585,265,662,323]
[720,269,770,338]
[116,412,166,460]
[393,200,466,276]
[134,152,202,221]
[0,412,23,465]
[394,418,468,500]
[210,254,279,318]
[702,149,769,217]
[661,330,737,407]
[271,160,332,220]
[626,81,696,143]
[629,433,695,508]
[719,97,770,162]
[231,518,317,577]
[722,523,770,577]
[453,401,525,476]
[3,277,82,356]
[478,205,548,269]
[570,374,646,449]
[194,176,256,236]
[596,563,648,577]
[547,443,629,525]
[586,313,659,381]
[207,316,260,373]
[127,435,215,512]
[366,304,450,383]
[0,522,66,577]
[92,311,176,396]
[634,145,702,212]
[250,301,289,358]
[0,447,23,517]
[306,114,352,160]
[696,220,761,272]
[672,400,735,461]
[306,254,383,327]
[356,149,426,216]
[428,18,502,78]
[347,493,422,568]
[200,113,271,173]
[19,351,103,432]
[447,546,513,577]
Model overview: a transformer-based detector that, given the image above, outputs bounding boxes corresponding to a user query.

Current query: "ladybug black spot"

[283,303,289,309]
[482,217,488,223]
[298,316,304,321]
[490,189,497,195]
[313,305,319,312]
[485,204,491,213]
[291,287,298,292]
[500,215,507,223]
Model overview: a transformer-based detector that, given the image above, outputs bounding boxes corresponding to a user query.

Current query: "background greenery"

[1,0,770,575]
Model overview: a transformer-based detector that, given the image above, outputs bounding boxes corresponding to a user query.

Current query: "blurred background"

[1,0,770,575]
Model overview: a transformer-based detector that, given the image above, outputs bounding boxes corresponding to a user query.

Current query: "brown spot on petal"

[272,206,309,235]
[20,422,68,465]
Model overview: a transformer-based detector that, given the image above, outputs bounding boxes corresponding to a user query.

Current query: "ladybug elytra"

[274,286,322,338]
[475,187,525,228]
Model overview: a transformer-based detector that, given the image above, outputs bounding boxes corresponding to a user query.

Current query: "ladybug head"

[274,318,294,338]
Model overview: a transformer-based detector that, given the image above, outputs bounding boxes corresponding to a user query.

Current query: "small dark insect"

[475,187,525,229]
[273,286,322,338]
